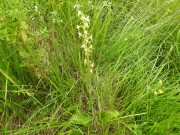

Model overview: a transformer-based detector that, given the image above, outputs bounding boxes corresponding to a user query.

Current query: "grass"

[0,0,179,134]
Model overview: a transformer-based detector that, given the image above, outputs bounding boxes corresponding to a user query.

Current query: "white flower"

[89,35,93,40]
[72,4,80,9]
[84,59,87,64]
[80,15,86,21]
[35,6,38,11]
[103,1,112,7]
[90,69,93,73]
[91,63,94,68]
[52,19,56,23]
[50,12,57,16]
[84,38,89,43]
[76,25,80,30]
[85,16,90,22]
[84,48,88,52]
[84,22,89,28]
[89,45,92,49]
[81,44,85,48]
[78,32,82,37]
[84,30,88,35]
[78,10,82,16]
[58,19,63,23]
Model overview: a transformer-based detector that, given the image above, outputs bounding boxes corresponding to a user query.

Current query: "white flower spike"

[76,7,94,74]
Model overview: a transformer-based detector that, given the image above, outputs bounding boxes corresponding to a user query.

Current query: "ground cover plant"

[0,0,179,134]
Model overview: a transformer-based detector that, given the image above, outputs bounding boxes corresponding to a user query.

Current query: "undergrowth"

[0,0,179,134]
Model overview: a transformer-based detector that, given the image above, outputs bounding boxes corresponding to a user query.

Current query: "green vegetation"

[0,0,179,134]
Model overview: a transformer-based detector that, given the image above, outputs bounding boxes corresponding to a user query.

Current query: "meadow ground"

[0,0,179,134]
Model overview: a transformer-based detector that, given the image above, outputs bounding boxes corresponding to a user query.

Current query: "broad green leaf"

[100,109,120,123]
[108,110,120,118]
[70,113,92,125]
[67,129,82,135]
